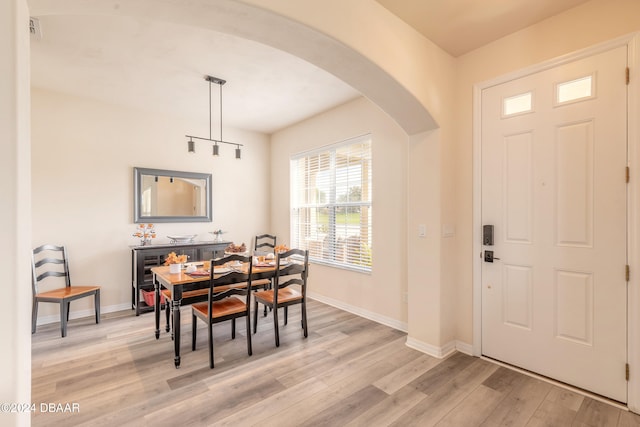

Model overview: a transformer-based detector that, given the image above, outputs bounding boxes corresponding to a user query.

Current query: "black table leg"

[154,280,160,339]
[173,297,182,368]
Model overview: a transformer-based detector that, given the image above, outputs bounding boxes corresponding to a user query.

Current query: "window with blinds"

[290,134,372,272]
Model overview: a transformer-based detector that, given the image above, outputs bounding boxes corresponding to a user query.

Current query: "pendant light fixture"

[185,75,242,159]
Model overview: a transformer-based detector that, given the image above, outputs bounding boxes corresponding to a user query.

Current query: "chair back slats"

[34,257,65,268]
[32,244,71,295]
[208,254,253,316]
[254,234,277,253]
[36,270,68,283]
[274,248,309,304]
[33,244,64,254]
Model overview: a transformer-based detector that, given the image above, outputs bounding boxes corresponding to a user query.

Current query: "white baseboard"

[405,337,473,359]
[306,292,475,358]
[307,292,408,332]
[455,341,474,356]
[36,302,131,326]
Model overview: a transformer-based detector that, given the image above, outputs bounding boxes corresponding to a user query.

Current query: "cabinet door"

[198,244,226,261]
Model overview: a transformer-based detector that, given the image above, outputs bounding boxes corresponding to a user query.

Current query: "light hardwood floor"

[32,300,640,426]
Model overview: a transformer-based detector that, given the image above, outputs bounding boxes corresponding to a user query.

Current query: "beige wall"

[2,0,31,424]
[271,97,410,327]
[31,88,271,320]
[454,0,640,344]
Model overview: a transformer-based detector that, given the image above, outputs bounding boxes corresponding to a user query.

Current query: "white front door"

[481,45,628,402]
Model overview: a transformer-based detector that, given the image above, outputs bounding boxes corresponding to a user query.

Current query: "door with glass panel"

[481,45,628,402]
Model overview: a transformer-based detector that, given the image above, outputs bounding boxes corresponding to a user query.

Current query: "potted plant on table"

[165,251,188,274]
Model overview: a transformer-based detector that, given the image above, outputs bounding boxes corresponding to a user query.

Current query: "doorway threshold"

[480,355,628,411]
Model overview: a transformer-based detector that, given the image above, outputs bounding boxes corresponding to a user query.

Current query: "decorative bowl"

[167,235,196,244]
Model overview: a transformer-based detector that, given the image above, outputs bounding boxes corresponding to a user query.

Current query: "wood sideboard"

[130,241,230,315]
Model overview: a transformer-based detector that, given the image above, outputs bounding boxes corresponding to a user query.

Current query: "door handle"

[484,250,500,263]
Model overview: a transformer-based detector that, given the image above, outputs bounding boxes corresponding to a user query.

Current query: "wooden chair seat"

[251,278,271,287]
[162,281,254,332]
[192,297,247,319]
[254,288,302,305]
[36,285,101,300]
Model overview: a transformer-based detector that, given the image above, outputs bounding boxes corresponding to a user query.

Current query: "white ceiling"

[29,1,591,135]
[30,14,360,134]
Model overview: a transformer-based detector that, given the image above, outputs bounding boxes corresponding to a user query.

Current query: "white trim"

[477,33,636,90]
[290,133,372,159]
[35,303,130,326]
[472,80,483,357]
[404,338,473,359]
[455,340,474,356]
[626,34,640,414]
[473,33,639,410]
[405,337,456,359]
[307,292,407,332]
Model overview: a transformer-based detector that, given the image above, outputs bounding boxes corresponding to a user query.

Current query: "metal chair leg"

[302,301,308,338]
[246,309,252,356]
[273,306,280,347]
[192,313,197,351]
[60,300,68,338]
[32,300,38,334]
[95,290,101,324]
[208,321,214,369]
[253,297,259,333]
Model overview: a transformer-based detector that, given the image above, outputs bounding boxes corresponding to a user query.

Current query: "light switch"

[418,224,426,238]
[442,224,456,238]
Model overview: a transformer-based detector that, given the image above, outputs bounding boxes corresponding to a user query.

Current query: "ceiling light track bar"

[185,135,243,147]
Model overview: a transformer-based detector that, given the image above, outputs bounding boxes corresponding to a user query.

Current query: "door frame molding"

[472,33,640,411]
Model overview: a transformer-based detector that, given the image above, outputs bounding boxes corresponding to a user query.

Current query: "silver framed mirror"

[133,167,212,223]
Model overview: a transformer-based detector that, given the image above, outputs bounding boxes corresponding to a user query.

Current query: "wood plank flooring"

[31,300,640,426]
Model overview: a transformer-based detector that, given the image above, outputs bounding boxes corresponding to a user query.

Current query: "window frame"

[290,134,372,273]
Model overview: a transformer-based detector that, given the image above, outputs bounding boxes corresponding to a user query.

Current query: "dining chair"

[253,248,309,347]
[253,233,277,316]
[254,233,277,254]
[31,244,101,337]
[191,254,253,369]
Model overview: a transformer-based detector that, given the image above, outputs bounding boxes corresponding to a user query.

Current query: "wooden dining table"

[151,260,298,368]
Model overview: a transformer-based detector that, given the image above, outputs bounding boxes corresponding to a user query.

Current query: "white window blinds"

[290,134,372,272]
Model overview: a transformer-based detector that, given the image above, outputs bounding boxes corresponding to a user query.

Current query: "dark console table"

[130,241,230,315]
